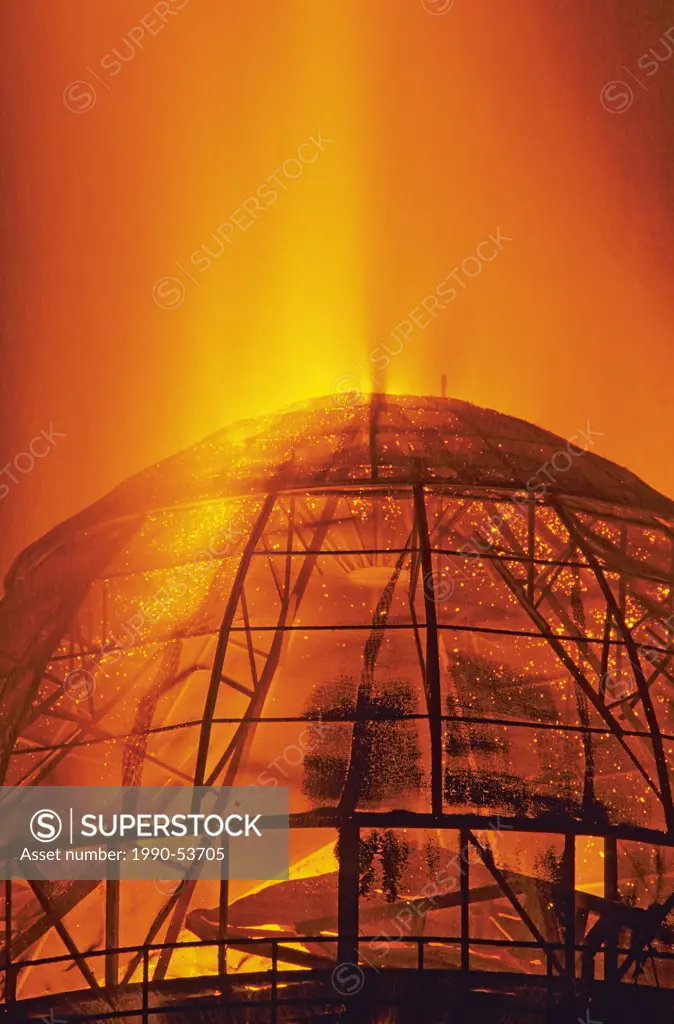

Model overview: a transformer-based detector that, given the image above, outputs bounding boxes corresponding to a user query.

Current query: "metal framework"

[2,394,674,1019]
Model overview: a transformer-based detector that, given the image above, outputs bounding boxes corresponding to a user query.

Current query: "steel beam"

[413,484,443,817]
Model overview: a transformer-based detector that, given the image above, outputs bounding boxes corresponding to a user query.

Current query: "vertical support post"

[527,502,535,605]
[337,821,360,965]
[563,834,576,979]
[413,484,443,817]
[271,939,278,1024]
[617,527,627,682]
[460,829,470,973]
[218,878,229,983]
[417,936,425,1024]
[668,537,674,648]
[142,947,149,1024]
[105,878,119,989]
[558,506,674,831]
[604,836,618,982]
[4,880,14,1004]
[600,606,612,695]
[194,494,276,788]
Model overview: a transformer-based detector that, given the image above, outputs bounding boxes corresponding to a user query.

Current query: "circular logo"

[63,80,97,114]
[600,80,634,114]
[64,668,96,702]
[30,809,63,843]
[153,876,186,897]
[331,961,365,996]
[332,376,366,409]
[423,567,455,602]
[152,276,186,309]
[599,669,629,702]
[421,0,455,13]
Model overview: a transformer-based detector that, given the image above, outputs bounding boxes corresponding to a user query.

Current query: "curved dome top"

[11,396,674,578]
[3,393,674,997]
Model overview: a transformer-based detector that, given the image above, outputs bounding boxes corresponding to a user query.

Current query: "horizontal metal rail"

[3,933,674,1021]
[48,620,669,662]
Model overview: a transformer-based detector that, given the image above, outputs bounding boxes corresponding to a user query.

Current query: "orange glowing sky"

[1,0,674,583]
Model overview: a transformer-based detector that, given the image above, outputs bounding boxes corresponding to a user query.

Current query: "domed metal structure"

[3,394,674,1021]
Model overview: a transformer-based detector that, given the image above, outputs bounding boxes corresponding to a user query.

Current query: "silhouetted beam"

[567,520,674,588]
[466,833,565,977]
[534,558,570,611]
[527,504,536,604]
[215,496,339,789]
[600,605,613,697]
[413,483,443,817]
[485,541,663,803]
[260,540,284,600]
[338,545,410,815]
[604,835,618,981]
[218,879,228,979]
[482,502,605,679]
[616,891,674,982]
[408,530,427,681]
[557,505,674,832]
[229,636,269,660]
[298,872,559,935]
[125,498,278,984]
[28,880,101,993]
[49,619,670,654]
[284,808,674,847]
[18,709,674,757]
[152,496,337,983]
[337,821,359,964]
[460,828,469,972]
[0,521,138,785]
[228,941,334,971]
[105,879,119,989]
[250,545,588,568]
[184,918,337,971]
[221,676,254,699]
[153,880,196,983]
[239,588,259,690]
[20,650,163,786]
[11,881,100,962]
[4,880,13,1001]
[193,494,276,788]
[562,834,575,976]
